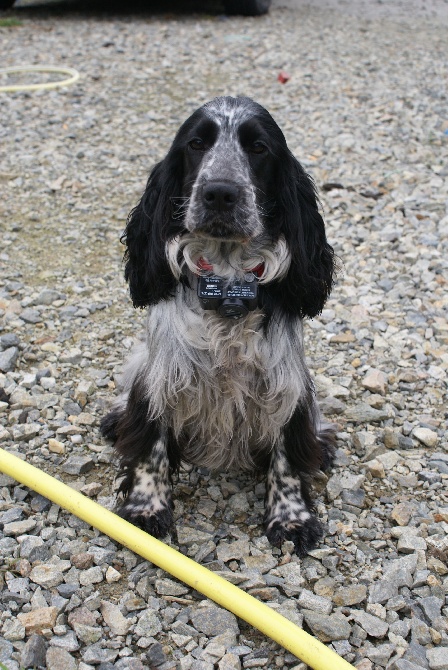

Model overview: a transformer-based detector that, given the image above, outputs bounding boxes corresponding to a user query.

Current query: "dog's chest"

[145,305,308,470]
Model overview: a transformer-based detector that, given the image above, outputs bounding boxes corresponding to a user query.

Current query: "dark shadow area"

[6,0,228,20]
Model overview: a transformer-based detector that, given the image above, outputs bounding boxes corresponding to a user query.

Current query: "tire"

[0,0,16,9]
[223,0,271,16]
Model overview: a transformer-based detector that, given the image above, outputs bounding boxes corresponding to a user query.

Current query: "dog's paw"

[265,514,323,557]
[118,502,173,539]
[100,409,122,441]
[318,425,337,472]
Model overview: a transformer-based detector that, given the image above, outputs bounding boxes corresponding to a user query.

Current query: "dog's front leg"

[264,442,323,557]
[118,431,174,539]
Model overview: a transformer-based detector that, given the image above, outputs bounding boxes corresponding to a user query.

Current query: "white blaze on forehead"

[203,97,256,128]
[197,100,253,180]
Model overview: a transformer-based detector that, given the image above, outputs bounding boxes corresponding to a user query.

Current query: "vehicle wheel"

[0,0,16,8]
[223,0,271,16]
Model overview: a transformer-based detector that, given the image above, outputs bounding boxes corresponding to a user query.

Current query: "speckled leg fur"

[118,437,174,538]
[264,445,323,557]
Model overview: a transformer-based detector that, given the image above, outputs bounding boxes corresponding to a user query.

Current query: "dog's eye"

[189,138,207,151]
[251,141,267,155]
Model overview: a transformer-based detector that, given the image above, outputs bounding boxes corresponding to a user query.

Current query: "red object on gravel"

[277,71,291,84]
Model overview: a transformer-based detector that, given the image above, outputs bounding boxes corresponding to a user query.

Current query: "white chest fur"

[121,292,310,471]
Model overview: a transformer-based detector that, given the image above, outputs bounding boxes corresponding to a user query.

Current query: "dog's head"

[122,96,335,318]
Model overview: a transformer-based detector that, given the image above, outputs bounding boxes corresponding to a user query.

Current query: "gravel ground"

[1,1,447,669]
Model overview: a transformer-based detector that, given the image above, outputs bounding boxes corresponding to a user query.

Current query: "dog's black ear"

[276,154,335,318]
[122,157,183,308]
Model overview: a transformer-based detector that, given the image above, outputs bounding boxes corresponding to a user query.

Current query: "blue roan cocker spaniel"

[101,96,336,556]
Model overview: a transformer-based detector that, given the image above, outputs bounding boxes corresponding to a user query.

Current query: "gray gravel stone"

[397,534,427,553]
[100,601,132,636]
[216,539,251,562]
[20,308,41,323]
[404,642,430,669]
[0,333,20,348]
[302,610,351,642]
[49,631,80,652]
[391,660,425,670]
[297,589,332,615]
[81,644,119,664]
[0,638,14,663]
[134,609,163,637]
[426,648,448,670]
[366,643,395,666]
[79,566,104,586]
[419,596,443,622]
[411,618,433,646]
[413,427,439,448]
[350,610,389,638]
[3,518,37,536]
[177,527,213,545]
[2,617,25,641]
[155,578,190,596]
[21,634,47,669]
[191,607,239,636]
[46,647,78,670]
[29,565,65,589]
[62,455,95,475]
[345,403,390,423]
[228,492,250,513]
[333,584,367,606]
[0,347,19,372]
[368,580,399,604]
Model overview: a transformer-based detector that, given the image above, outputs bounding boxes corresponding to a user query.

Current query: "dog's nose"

[202,181,240,212]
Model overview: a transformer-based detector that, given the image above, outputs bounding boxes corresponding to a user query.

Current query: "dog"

[101,96,336,556]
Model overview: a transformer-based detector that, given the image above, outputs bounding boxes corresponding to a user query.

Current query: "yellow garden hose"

[0,65,79,92]
[0,448,355,670]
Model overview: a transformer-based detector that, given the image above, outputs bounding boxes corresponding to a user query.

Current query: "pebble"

[350,610,389,638]
[397,535,427,554]
[332,584,367,606]
[49,630,80,653]
[0,347,19,373]
[362,369,387,395]
[302,610,352,642]
[2,618,25,641]
[155,578,190,596]
[366,643,395,666]
[48,438,65,454]
[228,492,250,513]
[134,610,163,637]
[191,608,240,636]
[419,596,443,622]
[17,606,59,634]
[105,566,122,583]
[3,518,37,536]
[46,647,78,670]
[20,634,47,669]
[217,539,251,562]
[391,502,416,526]
[79,566,104,586]
[297,589,332,615]
[62,455,95,475]
[81,643,119,665]
[368,580,398,605]
[345,404,390,423]
[219,653,242,670]
[391,661,423,670]
[426,647,448,670]
[29,565,65,589]
[413,427,439,448]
